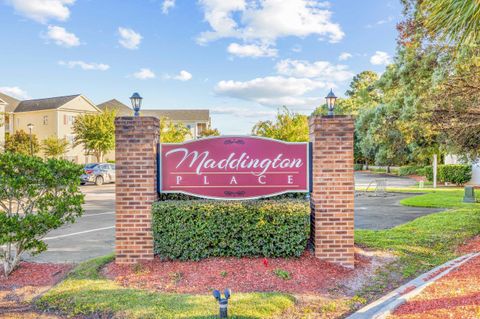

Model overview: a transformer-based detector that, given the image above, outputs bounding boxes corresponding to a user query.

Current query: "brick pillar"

[115,116,159,264]
[309,115,355,269]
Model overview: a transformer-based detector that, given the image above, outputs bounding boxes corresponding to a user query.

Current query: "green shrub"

[398,166,423,176]
[424,165,471,185]
[416,167,426,176]
[0,152,84,276]
[152,200,310,260]
[439,164,472,185]
[354,163,363,171]
[425,166,433,181]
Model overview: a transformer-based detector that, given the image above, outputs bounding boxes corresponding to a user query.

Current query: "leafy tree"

[422,0,480,47]
[431,56,480,158]
[42,136,69,159]
[5,130,40,155]
[252,107,308,142]
[0,153,84,276]
[342,71,382,114]
[72,110,115,162]
[160,117,191,143]
[199,128,220,138]
[355,107,378,167]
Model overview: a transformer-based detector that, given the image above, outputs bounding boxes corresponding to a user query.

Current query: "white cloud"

[58,60,110,71]
[214,76,327,107]
[162,0,175,14]
[45,25,80,47]
[0,86,30,100]
[133,68,156,80]
[370,51,392,65]
[197,0,344,56]
[6,0,75,23]
[214,56,355,108]
[174,70,192,81]
[118,27,142,50]
[275,59,354,81]
[227,42,277,58]
[338,52,352,61]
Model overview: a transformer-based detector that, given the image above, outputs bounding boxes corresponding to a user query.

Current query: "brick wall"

[309,115,355,269]
[115,116,159,264]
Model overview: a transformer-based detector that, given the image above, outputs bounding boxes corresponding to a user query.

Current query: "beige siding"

[13,109,58,140]
[56,97,99,163]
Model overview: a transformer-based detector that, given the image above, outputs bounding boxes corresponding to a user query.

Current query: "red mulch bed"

[457,235,480,254]
[392,255,480,319]
[103,251,371,294]
[0,262,72,289]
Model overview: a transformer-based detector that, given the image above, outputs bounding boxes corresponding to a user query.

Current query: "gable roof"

[97,99,210,121]
[141,109,210,122]
[0,92,21,112]
[15,94,81,113]
[97,99,133,116]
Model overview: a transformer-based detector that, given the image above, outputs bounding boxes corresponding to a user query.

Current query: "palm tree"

[422,0,480,46]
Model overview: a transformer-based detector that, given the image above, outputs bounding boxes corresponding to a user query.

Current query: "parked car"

[81,163,115,186]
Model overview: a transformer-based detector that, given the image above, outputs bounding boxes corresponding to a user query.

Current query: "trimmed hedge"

[439,164,472,185]
[424,164,471,185]
[425,165,433,181]
[152,200,310,260]
[398,165,423,176]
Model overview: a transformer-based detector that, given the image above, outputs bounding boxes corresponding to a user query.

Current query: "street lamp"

[325,89,337,116]
[27,123,34,156]
[130,92,143,117]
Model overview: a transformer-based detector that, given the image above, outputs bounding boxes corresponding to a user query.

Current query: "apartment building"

[0,93,100,163]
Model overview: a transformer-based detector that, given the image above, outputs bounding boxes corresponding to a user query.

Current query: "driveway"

[355,171,417,188]
[28,173,440,263]
[26,184,115,263]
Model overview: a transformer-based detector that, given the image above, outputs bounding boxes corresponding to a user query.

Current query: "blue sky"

[0,0,401,134]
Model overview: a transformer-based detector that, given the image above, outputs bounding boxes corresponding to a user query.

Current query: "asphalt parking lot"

[28,173,441,263]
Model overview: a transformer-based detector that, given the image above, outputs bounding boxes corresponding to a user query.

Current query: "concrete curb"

[347,252,480,319]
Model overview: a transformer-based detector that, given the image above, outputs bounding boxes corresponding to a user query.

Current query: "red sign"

[160,136,309,199]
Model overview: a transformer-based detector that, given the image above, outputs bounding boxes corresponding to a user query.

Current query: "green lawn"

[37,255,295,319]
[400,189,480,208]
[355,187,480,299]
[356,208,480,277]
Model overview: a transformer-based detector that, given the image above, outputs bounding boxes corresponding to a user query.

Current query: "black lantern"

[130,92,143,117]
[325,89,337,116]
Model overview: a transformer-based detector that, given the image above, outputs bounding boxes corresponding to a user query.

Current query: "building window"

[64,114,75,125]
[197,123,207,134]
[43,115,48,125]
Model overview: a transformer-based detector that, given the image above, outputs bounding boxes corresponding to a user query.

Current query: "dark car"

[81,163,115,186]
